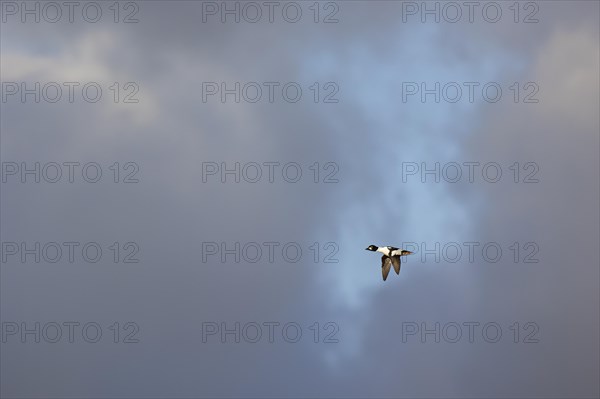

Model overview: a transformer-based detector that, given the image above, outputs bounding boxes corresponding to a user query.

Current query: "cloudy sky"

[1,1,599,397]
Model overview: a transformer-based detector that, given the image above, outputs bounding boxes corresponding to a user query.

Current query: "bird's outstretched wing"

[381,255,392,281]
[391,255,401,275]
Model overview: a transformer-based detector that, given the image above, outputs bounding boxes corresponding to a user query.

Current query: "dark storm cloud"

[1,1,598,397]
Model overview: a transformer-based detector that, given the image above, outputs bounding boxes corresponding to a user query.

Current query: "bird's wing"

[381,255,392,281]
[391,255,401,274]
[388,246,399,251]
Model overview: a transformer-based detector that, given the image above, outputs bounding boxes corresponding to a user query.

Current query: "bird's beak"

[365,247,369,250]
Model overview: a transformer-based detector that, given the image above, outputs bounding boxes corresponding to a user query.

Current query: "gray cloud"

[1,1,598,397]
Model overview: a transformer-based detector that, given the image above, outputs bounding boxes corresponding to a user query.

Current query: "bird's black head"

[365,245,378,251]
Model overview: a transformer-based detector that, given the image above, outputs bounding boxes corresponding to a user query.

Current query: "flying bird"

[365,245,414,281]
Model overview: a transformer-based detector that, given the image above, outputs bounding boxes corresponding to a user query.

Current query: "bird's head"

[365,245,378,251]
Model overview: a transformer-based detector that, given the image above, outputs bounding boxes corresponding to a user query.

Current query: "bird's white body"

[376,246,403,257]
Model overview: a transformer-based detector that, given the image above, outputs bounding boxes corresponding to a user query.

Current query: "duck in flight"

[365,245,414,281]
